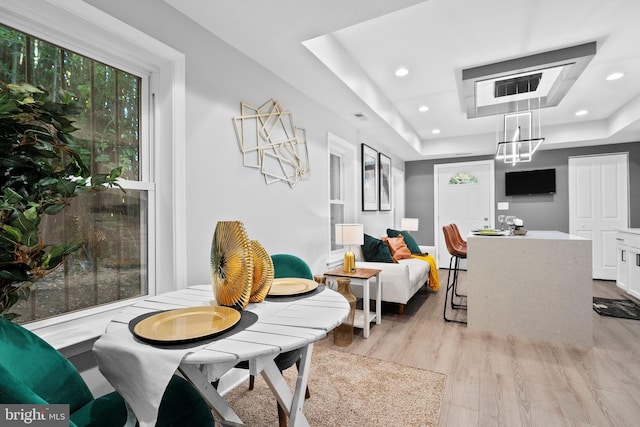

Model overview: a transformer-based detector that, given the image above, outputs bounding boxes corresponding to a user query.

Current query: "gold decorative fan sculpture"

[211,221,253,310]
[249,240,274,303]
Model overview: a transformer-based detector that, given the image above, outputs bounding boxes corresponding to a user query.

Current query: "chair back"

[271,254,313,279]
[1,321,213,427]
[0,318,93,411]
[450,223,467,248]
[442,225,466,258]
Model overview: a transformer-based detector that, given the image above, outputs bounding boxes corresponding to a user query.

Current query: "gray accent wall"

[405,142,640,246]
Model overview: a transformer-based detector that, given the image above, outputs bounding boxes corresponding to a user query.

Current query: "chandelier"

[495,75,545,165]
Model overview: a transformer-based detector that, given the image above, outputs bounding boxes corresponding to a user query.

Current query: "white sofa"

[353,244,436,315]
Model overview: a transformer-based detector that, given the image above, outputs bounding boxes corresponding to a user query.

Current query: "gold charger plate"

[267,277,318,296]
[131,306,241,345]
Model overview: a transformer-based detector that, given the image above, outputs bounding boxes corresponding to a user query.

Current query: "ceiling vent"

[494,73,542,98]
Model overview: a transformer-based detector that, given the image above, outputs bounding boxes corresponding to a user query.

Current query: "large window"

[1,23,150,323]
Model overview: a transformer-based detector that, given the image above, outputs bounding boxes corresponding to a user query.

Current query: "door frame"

[434,159,495,268]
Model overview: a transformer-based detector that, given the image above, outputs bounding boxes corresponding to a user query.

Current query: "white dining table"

[92,284,349,427]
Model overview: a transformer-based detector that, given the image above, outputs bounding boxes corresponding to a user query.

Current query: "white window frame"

[0,0,186,355]
[330,152,346,251]
[328,133,357,266]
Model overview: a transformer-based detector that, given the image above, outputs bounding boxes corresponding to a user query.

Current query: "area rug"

[216,346,446,426]
[593,297,640,320]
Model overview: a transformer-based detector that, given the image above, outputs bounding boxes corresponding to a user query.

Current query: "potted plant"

[0,82,121,320]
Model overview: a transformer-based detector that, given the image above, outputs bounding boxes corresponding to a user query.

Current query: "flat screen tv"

[505,168,556,196]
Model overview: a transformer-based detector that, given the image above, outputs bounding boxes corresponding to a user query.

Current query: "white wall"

[6,0,408,395]
[86,0,394,277]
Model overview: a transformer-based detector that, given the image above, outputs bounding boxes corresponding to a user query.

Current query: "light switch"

[497,202,509,211]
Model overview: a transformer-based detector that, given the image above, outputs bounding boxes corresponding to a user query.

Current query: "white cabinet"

[629,248,640,300]
[617,230,640,298]
[617,238,629,291]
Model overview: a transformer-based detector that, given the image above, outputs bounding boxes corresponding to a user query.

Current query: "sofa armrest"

[418,244,435,254]
[353,261,411,304]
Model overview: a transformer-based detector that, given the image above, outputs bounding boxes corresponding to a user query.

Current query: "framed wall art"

[379,152,391,211]
[361,144,378,211]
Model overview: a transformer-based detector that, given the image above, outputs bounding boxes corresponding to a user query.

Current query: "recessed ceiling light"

[575,110,589,116]
[606,72,624,81]
[418,105,429,112]
[395,67,409,77]
[432,129,441,134]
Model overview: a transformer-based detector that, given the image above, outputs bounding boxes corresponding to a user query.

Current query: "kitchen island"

[467,230,593,347]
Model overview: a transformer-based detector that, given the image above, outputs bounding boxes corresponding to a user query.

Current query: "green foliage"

[0,81,122,320]
[1,23,141,181]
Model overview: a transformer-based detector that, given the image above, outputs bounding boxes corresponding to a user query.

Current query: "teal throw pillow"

[387,228,421,254]
[361,234,394,263]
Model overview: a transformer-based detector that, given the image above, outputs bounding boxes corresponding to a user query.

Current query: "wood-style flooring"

[316,269,640,427]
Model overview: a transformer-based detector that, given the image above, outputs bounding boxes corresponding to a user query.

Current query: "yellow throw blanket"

[411,254,440,291]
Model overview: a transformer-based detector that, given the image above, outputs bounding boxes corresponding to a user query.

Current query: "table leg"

[375,274,382,325]
[362,278,370,338]
[261,344,313,427]
[179,364,243,424]
[290,344,312,426]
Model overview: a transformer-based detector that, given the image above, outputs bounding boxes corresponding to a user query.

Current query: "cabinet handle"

[637,254,640,267]
[621,250,626,262]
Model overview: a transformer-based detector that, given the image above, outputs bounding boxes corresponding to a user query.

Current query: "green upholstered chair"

[270,254,313,280]
[0,318,214,427]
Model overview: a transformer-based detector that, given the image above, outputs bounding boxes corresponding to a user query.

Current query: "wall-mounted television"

[505,168,556,196]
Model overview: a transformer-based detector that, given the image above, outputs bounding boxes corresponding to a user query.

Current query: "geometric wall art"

[233,98,310,187]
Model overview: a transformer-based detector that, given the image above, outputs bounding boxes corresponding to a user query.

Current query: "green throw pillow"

[361,234,394,263]
[387,228,421,254]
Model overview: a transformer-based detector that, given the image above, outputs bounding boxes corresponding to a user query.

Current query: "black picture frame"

[378,152,391,211]
[361,144,378,211]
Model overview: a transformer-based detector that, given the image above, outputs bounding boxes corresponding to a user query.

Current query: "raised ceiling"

[461,42,597,118]
[165,0,640,161]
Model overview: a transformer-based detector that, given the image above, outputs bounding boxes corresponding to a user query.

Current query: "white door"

[434,160,495,268]
[569,153,629,280]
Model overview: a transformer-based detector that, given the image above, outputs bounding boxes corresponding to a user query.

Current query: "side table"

[323,267,382,338]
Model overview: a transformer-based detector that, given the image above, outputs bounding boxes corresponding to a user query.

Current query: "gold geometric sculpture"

[249,240,274,303]
[211,221,253,310]
[233,98,310,187]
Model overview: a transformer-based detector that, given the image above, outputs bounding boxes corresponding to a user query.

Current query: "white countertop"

[468,230,589,240]
[618,228,640,235]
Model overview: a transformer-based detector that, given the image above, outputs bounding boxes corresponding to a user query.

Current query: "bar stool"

[450,223,467,250]
[442,224,467,324]
[449,223,468,301]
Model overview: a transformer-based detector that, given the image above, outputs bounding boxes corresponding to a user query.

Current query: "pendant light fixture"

[495,74,545,165]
